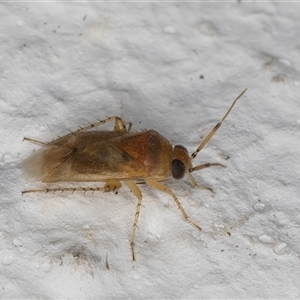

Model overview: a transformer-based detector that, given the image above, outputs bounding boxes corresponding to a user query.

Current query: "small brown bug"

[22,88,247,261]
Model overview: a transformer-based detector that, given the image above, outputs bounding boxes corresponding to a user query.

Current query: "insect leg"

[21,186,105,195]
[24,117,128,147]
[75,116,127,133]
[22,183,123,196]
[123,180,143,261]
[190,88,247,160]
[188,162,226,191]
[145,178,201,231]
[191,162,226,172]
[104,181,122,194]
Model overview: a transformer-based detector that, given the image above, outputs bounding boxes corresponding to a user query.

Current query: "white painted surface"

[1,2,299,299]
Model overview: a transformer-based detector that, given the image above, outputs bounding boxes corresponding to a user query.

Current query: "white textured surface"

[1,2,300,299]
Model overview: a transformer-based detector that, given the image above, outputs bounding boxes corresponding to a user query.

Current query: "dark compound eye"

[171,159,186,179]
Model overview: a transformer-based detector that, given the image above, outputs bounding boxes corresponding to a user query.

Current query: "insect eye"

[171,159,186,179]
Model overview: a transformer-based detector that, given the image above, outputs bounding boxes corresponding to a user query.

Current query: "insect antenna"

[190,88,247,161]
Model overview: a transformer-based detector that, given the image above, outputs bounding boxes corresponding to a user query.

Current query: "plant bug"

[22,88,247,261]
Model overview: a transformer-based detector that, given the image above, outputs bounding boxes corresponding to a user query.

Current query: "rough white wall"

[1,2,299,299]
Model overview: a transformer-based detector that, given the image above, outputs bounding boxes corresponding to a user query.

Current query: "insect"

[22,88,247,261]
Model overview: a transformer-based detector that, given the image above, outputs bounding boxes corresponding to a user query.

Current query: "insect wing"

[22,144,74,182]
[27,131,151,182]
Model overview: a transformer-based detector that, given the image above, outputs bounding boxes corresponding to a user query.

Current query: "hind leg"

[23,116,128,147]
[123,180,143,261]
[22,181,122,195]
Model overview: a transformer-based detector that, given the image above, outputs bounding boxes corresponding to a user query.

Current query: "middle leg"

[145,178,202,231]
[123,180,143,261]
